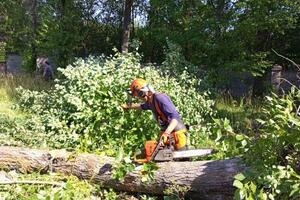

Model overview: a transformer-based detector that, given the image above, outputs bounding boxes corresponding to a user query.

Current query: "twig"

[272,49,300,71]
[278,77,299,89]
[0,180,65,187]
[277,77,300,116]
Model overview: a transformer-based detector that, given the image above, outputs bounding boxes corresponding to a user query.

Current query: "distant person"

[36,57,54,81]
[42,60,54,81]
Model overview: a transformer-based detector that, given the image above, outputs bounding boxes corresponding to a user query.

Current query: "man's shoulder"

[155,92,168,98]
[154,93,171,103]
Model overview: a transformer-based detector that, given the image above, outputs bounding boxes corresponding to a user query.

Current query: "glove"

[120,103,130,110]
[161,132,170,144]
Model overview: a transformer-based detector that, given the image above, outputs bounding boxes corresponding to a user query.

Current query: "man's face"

[136,91,150,102]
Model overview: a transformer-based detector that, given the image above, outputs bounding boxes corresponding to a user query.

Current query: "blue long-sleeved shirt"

[141,93,185,131]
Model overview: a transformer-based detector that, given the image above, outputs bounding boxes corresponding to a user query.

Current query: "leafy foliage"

[0,0,31,54]
[1,0,299,84]
[16,51,214,154]
[0,113,48,147]
[0,75,54,148]
[232,88,300,199]
[140,162,159,183]
[161,40,201,78]
[112,148,135,181]
[139,0,300,89]
[0,172,119,200]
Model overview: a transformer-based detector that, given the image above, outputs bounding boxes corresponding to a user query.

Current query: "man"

[42,61,54,81]
[121,78,188,150]
[36,57,54,81]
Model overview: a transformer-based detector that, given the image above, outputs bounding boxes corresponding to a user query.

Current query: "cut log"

[0,146,245,200]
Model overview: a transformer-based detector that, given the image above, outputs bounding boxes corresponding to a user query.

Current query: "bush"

[234,88,300,199]
[16,51,214,154]
[0,113,49,147]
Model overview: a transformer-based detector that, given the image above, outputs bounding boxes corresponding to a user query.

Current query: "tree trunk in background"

[0,35,6,74]
[121,0,133,53]
[31,0,38,70]
[0,146,245,200]
[0,41,6,74]
[0,3,7,73]
[208,0,227,40]
[253,75,265,96]
[131,3,135,39]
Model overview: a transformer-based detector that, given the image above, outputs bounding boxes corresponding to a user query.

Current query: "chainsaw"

[134,135,214,164]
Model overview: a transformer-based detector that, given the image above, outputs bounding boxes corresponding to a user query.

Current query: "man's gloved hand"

[161,132,170,144]
[121,103,130,110]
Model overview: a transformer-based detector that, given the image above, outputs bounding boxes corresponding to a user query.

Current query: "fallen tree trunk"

[0,146,245,199]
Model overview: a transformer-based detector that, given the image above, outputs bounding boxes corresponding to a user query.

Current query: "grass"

[0,89,13,114]
[0,74,53,114]
[0,74,53,99]
[0,74,54,147]
[214,94,264,135]
[0,86,25,122]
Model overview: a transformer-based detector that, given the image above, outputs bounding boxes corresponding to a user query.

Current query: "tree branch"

[272,49,300,71]
[278,77,299,89]
[0,180,65,187]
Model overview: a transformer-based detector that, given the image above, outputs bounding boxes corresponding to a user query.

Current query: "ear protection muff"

[137,90,144,97]
[137,85,149,97]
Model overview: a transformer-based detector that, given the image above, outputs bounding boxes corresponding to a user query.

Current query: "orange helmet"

[130,78,148,97]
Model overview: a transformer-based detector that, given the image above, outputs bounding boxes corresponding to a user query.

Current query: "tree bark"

[31,0,38,70]
[121,0,133,53]
[0,4,7,73]
[0,146,245,200]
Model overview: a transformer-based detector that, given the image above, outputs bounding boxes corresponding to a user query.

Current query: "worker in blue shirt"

[121,78,188,150]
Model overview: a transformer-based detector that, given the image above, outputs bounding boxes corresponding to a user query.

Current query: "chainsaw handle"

[149,138,163,162]
[133,158,148,164]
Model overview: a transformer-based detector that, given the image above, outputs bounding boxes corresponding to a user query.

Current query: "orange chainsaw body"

[145,140,158,161]
[134,138,214,164]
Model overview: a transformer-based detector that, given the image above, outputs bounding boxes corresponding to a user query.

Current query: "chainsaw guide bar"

[154,148,214,162]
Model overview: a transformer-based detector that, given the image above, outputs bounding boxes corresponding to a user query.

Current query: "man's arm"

[121,103,142,110]
[161,118,179,144]
[164,118,179,134]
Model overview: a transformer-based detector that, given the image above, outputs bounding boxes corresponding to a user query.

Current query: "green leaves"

[140,162,159,182]
[112,148,135,181]
[233,179,244,189]
[235,134,244,141]
[235,173,246,182]
[0,173,102,200]
[233,89,300,199]
[211,89,300,199]
[16,51,214,155]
